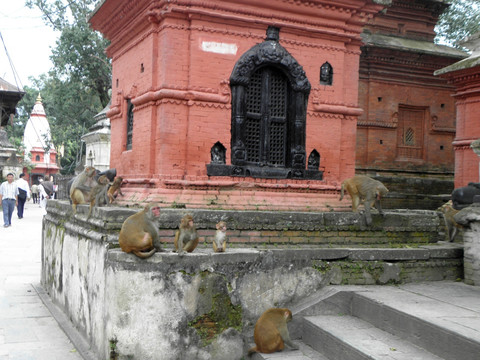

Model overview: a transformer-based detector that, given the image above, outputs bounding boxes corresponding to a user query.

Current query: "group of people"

[0,173,53,227]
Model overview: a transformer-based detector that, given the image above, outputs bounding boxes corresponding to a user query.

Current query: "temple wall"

[42,201,463,359]
[89,0,388,209]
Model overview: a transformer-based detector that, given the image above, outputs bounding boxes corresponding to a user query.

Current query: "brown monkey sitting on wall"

[437,200,462,242]
[174,214,199,256]
[339,175,388,226]
[213,221,227,252]
[248,308,298,355]
[107,176,124,204]
[87,175,110,218]
[118,203,163,259]
[70,166,98,213]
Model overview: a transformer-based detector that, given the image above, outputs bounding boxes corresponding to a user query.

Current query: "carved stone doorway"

[207,26,322,180]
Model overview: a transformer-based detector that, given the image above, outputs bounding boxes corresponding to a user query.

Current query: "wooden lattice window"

[245,66,287,166]
[404,127,415,146]
[126,99,134,151]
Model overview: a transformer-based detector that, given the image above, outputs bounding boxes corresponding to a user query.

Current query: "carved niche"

[207,26,323,180]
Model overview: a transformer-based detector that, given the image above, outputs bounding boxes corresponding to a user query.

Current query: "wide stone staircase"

[251,282,480,360]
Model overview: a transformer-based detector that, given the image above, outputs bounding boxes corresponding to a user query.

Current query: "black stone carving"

[451,183,480,210]
[320,62,333,86]
[210,142,226,164]
[308,150,320,170]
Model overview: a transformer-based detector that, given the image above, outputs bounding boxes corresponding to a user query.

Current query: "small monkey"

[174,214,199,256]
[70,166,97,213]
[339,175,388,226]
[248,308,298,355]
[87,175,110,218]
[213,221,227,252]
[107,176,124,204]
[437,200,462,242]
[118,203,163,259]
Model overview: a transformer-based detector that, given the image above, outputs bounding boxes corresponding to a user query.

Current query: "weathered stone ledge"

[107,245,463,271]
[46,200,443,245]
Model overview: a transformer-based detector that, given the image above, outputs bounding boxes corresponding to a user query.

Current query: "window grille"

[126,99,134,150]
[404,127,414,146]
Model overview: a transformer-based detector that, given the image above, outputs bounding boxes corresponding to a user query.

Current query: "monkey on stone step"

[118,203,163,259]
[213,221,227,252]
[70,166,98,213]
[248,308,298,355]
[87,175,110,218]
[107,176,124,204]
[339,175,388,226]
[437,200,463,242]
[174,214,199,256]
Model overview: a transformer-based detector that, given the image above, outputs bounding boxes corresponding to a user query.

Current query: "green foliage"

[17,0,112,174]
[436,0,480,48]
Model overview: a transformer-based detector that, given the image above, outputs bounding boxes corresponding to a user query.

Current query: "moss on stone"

[189,292,243,346]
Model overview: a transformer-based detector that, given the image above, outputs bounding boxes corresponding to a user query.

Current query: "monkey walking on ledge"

[248,308,298,355]
[339,175,388,226]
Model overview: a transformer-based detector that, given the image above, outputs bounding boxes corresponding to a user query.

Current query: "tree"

[18,0,112,174]
[436,0,480,48]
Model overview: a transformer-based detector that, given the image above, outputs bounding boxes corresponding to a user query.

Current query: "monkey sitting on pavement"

[339,175,388,226]
[213,221,227,253]
[174,214,199,256]
[248,308,298,355]
[118,203,163,259]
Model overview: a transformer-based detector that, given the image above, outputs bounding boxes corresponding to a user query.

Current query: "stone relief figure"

[308,150,320,170]
[320,62,333,85]
[210,142,226,164]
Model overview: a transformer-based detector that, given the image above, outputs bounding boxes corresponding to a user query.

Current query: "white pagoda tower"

[23,94,59,181]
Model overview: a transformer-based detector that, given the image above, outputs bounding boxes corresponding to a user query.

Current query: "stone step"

[303,314,444,360]
[350,286,480,360]
[250,340,330,360]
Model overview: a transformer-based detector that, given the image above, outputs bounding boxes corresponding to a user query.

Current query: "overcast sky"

[0,1,58,89]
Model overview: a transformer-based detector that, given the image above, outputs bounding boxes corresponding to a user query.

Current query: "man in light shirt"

[0,173,18,227]
[16,173,31,219]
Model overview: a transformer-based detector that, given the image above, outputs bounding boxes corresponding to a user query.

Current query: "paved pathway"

[0,202,83,360]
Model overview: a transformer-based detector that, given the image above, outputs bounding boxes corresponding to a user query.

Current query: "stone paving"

[0,202,82,360]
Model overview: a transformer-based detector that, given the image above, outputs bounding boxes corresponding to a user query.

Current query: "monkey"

[174,214,199,256]
[339,175,388,226]
[248,308,298,355]
[213,221,227,252]
[437,200,463,242]
[70,167,98,213]
[87,175,110,218]
[118,203,163,259]
[107,176,124,204]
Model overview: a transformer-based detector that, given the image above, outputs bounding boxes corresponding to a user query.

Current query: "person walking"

[16,173,31,219]
[0,173,18,227]
[38,178,49,215]
[31,183,39,204]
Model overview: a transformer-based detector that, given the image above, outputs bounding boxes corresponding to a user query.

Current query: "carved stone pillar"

[471,138,480,181]
[455,204,480,286]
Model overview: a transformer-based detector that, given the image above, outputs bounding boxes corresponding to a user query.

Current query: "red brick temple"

[436,32,480,187]
[90,0,389,210]
[356,0,466,177]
